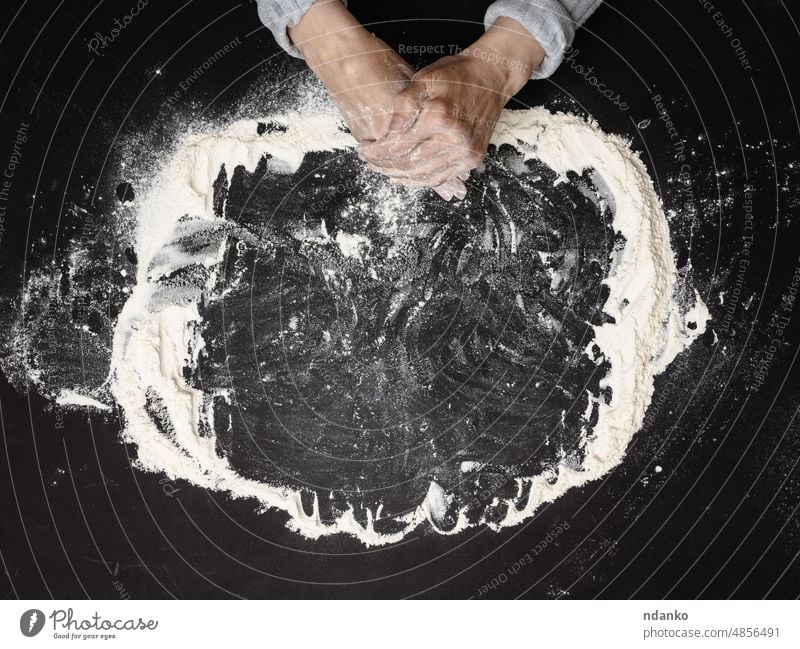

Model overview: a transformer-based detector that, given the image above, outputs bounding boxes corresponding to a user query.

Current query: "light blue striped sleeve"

[485,0,603,78]
[256,0,601,78]
[256,0,346,58]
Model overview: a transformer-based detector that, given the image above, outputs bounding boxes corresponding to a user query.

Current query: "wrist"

[461,16,545,96]
[289,0,373,68]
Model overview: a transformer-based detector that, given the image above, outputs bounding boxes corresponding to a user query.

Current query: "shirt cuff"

[484,0,602,79]
[257,0,348,59]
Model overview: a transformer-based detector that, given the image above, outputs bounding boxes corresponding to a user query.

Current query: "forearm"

[284,1,414,141]
[485,0,603,78]
[256,0,317,57]
[461,16,546,98]
[288,0,373,69]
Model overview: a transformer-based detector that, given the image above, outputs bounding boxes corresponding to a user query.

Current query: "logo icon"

[20,609,45,637]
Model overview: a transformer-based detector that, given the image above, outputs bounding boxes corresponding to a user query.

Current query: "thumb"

[386,80,427,134]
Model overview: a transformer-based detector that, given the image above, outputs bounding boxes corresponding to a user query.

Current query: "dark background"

[1,0,799,598]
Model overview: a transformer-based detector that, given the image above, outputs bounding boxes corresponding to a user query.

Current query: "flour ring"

[110,108,709,545]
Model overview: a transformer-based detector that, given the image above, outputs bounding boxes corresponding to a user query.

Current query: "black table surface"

[0,0,799,599]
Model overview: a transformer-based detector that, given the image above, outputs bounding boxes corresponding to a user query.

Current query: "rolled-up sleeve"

[256,0,326,58]
[485,0,602,78]
[257,0,599,76]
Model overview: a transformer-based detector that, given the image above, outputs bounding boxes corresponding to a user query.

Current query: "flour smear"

[104,108,708,546]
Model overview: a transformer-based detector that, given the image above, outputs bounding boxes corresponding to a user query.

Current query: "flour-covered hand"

[359,17,545,201]
[289,1,414,142]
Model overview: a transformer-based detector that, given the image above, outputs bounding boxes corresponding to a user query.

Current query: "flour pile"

[105,108,708,545]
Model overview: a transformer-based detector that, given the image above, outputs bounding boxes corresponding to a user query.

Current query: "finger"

[370,142,481,183]
[390,169,458,188]
[434,185,453,201]
[359,127,434,164]
[386,79,427,135]
[367,145,462,178]
[360,131,431,164]
[390,159,473,188]
[433,178,467,202]
[387,162,466,186]
[361,99,457,162]
[362,124,473,176]
[450,180,468,200]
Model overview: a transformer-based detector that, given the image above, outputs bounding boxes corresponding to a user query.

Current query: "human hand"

[289,1,414,142]
[359,17,545,201]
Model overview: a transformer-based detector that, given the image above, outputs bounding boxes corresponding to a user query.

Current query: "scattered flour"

[335,230,371,260]
[56,389,112,411]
